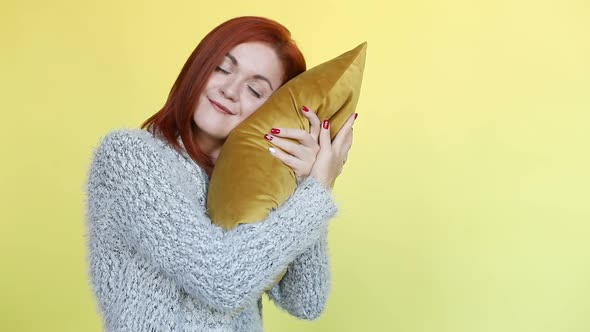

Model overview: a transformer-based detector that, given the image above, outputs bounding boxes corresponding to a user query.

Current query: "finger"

[268,128,316,150]
[342,129,354,153]
[268,146,305,170]
[265,134,308,159]
[319,119,332,149]
[332,113,357,148]
[301,105,321,142]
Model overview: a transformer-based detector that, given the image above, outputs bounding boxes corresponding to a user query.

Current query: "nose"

[219,77,239,101]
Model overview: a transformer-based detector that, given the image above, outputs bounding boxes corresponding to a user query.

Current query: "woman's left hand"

[265,105,321,184]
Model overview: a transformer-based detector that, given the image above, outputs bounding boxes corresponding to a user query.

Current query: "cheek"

[245,98,267,116]
[206,73,223,87]
[237,99,257,119]
[194,98,205,115]
[193,97,209,122]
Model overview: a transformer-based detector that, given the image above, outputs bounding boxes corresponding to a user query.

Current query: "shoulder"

[93,127,182,163]
[90,128,172,179]
[87,128,208,212]
[90,128,208,189]
[96,128,160,154]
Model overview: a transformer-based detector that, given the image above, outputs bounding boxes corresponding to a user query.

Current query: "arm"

[85,130,338,313]
[266,230,331,320]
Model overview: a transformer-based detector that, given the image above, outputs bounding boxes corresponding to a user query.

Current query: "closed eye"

[215,66,230,75]
[248,86,261,98]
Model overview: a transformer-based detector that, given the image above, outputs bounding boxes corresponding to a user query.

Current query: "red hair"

[141,16,306,175]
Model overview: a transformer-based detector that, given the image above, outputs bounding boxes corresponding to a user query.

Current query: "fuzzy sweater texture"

[84,128,339,332]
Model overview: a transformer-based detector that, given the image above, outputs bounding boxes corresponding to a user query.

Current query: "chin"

[195,122,231,141]
[194,110,239,140]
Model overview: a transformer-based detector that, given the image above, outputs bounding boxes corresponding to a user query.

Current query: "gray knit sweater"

[84,128,339,332]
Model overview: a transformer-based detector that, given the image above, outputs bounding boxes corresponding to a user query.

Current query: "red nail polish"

[264,134,273,141]
[354,113,358,120]
[323,120,330,129]
[271,128,280,135]
[302,105,310,112]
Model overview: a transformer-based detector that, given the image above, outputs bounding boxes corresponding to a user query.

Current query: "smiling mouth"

[208,98,233,115]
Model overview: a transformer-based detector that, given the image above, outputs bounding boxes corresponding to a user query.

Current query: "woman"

[85,16,356,331]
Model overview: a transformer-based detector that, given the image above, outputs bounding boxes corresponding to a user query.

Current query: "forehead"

[226,42,284,87]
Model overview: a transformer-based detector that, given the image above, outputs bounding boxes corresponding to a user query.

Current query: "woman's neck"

[193,131,224,165]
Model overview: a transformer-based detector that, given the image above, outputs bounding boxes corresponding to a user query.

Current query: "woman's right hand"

[309,112,357,189]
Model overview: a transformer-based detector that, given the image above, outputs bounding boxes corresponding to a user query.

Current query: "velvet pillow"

[208,42,367,229]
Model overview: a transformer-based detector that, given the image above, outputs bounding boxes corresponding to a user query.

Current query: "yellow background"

[1,0,589,331]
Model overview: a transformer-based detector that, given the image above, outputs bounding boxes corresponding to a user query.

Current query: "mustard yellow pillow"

[208,42,367,229]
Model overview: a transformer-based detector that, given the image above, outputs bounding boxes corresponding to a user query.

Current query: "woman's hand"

[265,105,358,189]
[308,112,357,189]
[265,105,322,184]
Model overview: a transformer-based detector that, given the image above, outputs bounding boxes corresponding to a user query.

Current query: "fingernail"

[264,134,273,141]
[354,113,358,120]
[269,147,277,154]
[302,105,310,112]
[323,120,330,129]
[271,128,280,134]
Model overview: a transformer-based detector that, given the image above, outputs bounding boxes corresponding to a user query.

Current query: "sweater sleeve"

[265,230,331,320]
[85,130,338,314]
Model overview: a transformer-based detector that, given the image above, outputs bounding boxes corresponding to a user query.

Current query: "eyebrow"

[225,53,275,90]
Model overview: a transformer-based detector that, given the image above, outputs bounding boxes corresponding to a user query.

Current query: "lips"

[208,98,233,115]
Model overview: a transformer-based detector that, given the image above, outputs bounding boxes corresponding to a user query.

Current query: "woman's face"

[193,42,284,141]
